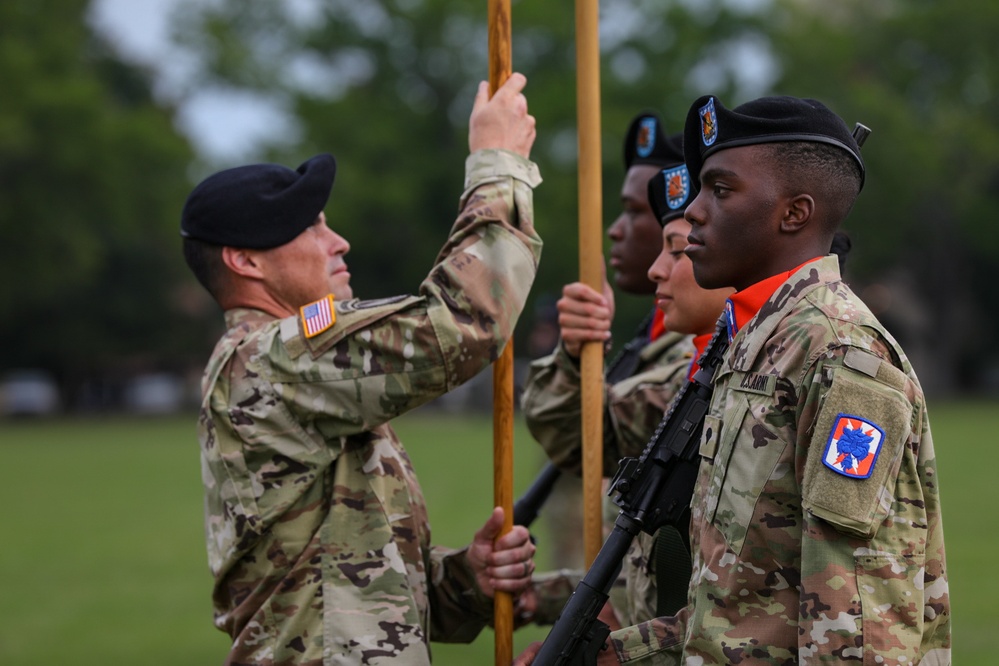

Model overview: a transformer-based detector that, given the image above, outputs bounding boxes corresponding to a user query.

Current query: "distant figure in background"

[180,74,542,665]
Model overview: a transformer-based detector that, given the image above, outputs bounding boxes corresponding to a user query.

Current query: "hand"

[556,277,615,358]
[466,507,536,596]
[597,600,622,631]
[513,641,542,666]
[468,73,537,158]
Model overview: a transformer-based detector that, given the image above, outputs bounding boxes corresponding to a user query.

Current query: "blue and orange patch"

[699,97,718,147]
[662,164,690,211]
[821,413,885,479]
[636,116,657,158]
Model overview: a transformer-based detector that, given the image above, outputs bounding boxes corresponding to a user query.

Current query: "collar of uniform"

[726,255,839,371]
[649,307,667,342]
[223,306,278,331]
[641,330,694,364]
[686,332,714,380]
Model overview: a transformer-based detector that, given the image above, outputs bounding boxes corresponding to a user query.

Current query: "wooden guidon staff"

[487,1,515,664]
[575,0,604,567]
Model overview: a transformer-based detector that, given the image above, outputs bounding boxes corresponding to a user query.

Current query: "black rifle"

[514,461,563,528]
[531,317,730,666]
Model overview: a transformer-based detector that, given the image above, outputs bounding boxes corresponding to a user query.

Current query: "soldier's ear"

[222,246,266,279]
[779,194,814,234]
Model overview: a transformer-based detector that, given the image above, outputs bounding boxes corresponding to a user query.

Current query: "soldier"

[601,95,951,663]
[180,73,542,665]
[518,116,734,629]
[522,113,696,475]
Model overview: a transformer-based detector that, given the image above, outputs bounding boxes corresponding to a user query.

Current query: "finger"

[473,506,504,545]
[492,524,531,550]
[489,537,535,563]
[562,281,607,305]
[558,312,613,335]
[471,80,490,112]
[496,72,527,99]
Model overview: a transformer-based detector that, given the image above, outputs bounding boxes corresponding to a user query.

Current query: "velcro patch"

[821,413,885,479]
[300,294,335,338]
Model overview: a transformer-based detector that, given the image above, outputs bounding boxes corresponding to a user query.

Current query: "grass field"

[0,400,994,665]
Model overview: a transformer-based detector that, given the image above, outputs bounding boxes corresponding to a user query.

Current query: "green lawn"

[0,400,993,664]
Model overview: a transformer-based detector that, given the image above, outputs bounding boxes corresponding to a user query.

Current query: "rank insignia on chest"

[821,413,885,479]
[300,294,336,338]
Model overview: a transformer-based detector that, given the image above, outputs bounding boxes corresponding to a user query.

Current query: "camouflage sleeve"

[277,149,542,435]
[522,345,690,475]
[796,349,950,661]
[608,609,686,664]
[604,357,690,459]
[521,344,611,473]
[425,545,494,643]
[528,568,584,626]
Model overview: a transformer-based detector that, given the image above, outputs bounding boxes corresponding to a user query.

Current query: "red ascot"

[725,258,822,342]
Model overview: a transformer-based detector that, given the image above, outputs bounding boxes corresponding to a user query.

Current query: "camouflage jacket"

[196,149,542,665]
[611,256,951,664]
[522,327,694,627]
[522,328,694,476]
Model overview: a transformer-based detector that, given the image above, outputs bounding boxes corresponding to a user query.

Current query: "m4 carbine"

[531,317,730,666]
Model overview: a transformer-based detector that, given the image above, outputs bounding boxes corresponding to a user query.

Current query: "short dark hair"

[762,141,862,225]
[182,237,227,302]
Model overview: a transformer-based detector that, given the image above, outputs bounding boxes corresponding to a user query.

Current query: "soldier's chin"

[331,277,353,301]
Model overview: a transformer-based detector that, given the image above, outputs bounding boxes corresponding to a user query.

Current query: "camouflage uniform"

[522,328,695,626]
[611,256,951,664]
[196,149,542,665]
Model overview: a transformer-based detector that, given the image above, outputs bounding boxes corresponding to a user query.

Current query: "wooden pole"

[575,0,604,567]
[487,1,514,663]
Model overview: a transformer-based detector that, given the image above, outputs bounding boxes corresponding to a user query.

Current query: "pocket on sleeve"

[802,365,913,539]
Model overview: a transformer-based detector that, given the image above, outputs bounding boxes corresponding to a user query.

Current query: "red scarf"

[649,307,667,342]
[687,332,713,380]
[724,258,821,342]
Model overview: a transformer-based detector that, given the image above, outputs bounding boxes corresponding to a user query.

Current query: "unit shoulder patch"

[335,294,411,314]
[821,413,885,479]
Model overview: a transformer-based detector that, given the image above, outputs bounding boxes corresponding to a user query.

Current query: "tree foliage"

[6,0,993,398]
[0,0,214,397]
[766,0,999,390]
[172,0,771,356]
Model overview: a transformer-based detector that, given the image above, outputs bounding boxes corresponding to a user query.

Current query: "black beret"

[180,153,336,249]
[623,112,685,170]
[647,162,693,226]
[683,95,866,190]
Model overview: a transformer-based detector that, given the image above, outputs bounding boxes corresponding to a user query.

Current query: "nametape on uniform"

[821,413,885,479]
[300,294,336,338]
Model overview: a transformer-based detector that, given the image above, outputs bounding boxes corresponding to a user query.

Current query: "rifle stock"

[532,318,730,665]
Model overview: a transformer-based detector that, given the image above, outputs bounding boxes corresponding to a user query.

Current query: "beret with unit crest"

[683,95,868,191]
[623,112,685,170]
[181,153,337,249]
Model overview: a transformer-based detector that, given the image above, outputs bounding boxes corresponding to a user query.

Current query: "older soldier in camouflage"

[180,74,544,665]
[604,96,951,664]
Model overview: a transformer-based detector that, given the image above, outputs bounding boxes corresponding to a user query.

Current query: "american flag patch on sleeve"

[300,294,336,338]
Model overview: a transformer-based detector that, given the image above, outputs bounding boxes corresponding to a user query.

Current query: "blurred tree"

[0,0,217,404]
[171,0,769,356]
[768,0,999,391]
